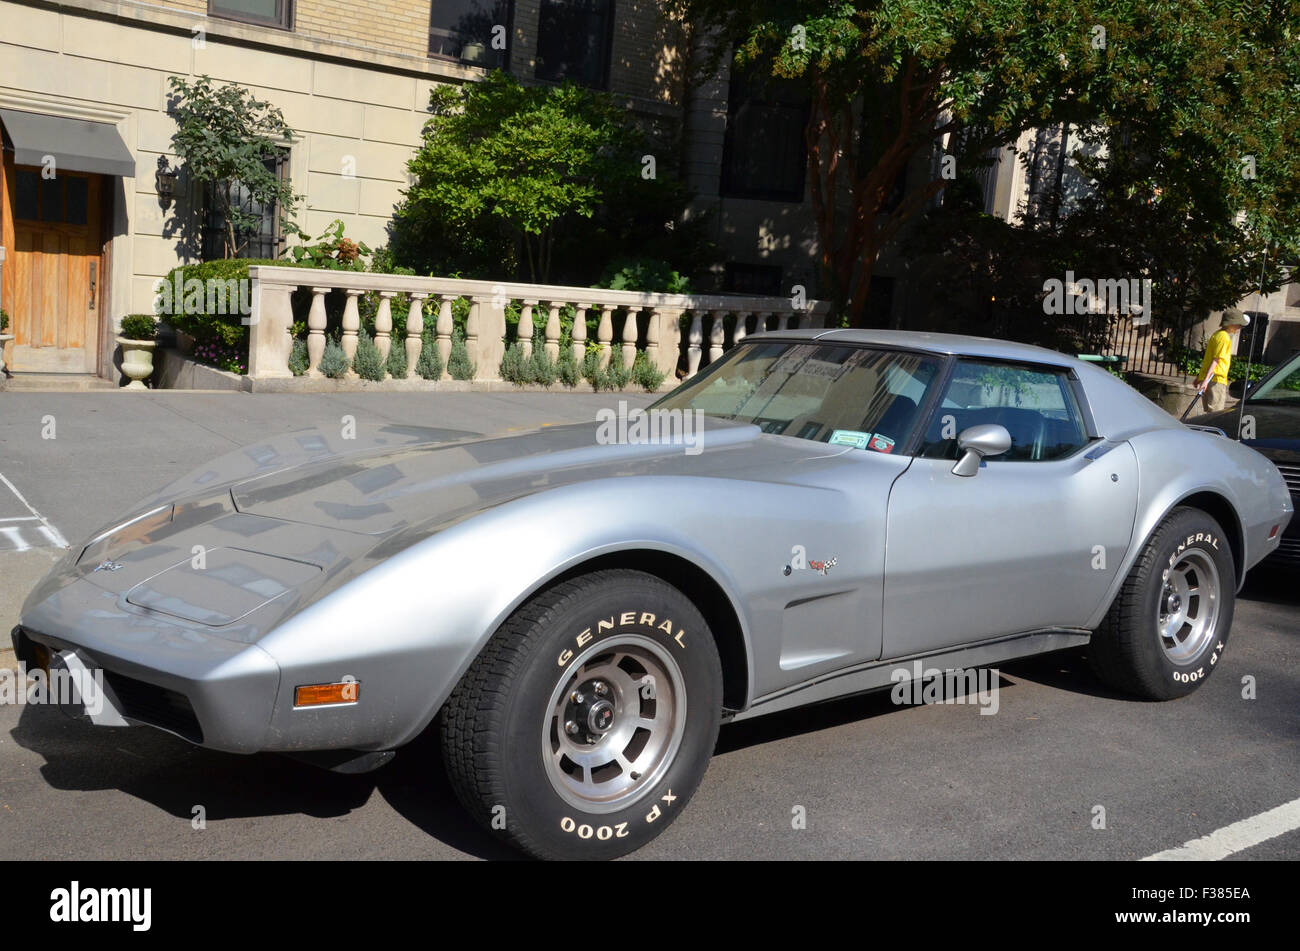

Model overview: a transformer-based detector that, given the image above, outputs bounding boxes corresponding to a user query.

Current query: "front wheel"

[1089,506,1235,700]
[440,569,723,859]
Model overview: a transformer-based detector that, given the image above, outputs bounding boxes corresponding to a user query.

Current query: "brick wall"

[153,1,687,105]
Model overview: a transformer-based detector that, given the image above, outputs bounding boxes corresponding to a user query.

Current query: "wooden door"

[1,155,104,373]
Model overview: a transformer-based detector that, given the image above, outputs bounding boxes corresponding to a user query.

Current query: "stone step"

[0,373,118,392]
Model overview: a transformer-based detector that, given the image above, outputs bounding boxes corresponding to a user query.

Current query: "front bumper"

[12,613,279,754]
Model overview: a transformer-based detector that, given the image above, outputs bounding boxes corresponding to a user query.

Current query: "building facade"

[0,0,699,378]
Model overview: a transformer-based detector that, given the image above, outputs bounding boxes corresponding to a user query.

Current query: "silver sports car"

[13,329,1293,859]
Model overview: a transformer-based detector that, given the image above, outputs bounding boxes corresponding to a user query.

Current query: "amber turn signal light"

[294,681,359,707]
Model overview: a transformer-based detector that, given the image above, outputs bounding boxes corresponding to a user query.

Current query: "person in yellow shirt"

[1196,309,1249,412]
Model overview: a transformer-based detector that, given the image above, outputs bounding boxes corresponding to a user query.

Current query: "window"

[535,0,613,88]
[919,360,1089,462]
[208,0,293,30]
[14,170,89,225]
[721,70,809,201]
[201,153,289,261]
[723,262,783,297]
[429,0,512,68]
[654,342,942,450]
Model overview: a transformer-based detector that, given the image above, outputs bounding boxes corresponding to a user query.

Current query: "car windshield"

[652,341,942,452]
[1249,350,1300,403]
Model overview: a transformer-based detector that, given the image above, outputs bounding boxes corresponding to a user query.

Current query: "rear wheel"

[1089,507,1235,699]
[441,569,722,859]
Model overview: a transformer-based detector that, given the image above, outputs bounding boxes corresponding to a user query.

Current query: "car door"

[882,358,1138,658]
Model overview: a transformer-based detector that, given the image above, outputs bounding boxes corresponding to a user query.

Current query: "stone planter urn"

[117,336,157,389]
[0,333,13,376]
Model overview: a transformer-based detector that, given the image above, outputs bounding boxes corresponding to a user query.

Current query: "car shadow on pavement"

[714,671,1019,754]
[11,703,516,859]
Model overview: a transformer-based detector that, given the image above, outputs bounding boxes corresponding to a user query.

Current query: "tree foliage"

[667,0,1300,326]
[167,75,301,259]
[390,71,710,284]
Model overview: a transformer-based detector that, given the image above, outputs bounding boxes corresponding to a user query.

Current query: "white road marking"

[0,517,39,522]
[0,471,69,550]
[1142,796,1300,860]
[0,526,27,551]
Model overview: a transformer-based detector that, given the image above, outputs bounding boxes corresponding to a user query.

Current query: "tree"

[391,71,704,284]
[909,2,1300,344]
[167,75,301,259]
[666,0,1300,327]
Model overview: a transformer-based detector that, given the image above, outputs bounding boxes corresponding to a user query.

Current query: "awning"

[0,109,135,178]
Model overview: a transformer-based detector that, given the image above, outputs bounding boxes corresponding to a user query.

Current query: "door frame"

[0,147,113,377]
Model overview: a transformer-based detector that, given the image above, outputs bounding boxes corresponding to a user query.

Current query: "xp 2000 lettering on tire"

[440,569,723,859]
[1089,506,1236,701]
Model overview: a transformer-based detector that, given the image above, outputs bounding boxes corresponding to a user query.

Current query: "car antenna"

[1234,245,1270,441]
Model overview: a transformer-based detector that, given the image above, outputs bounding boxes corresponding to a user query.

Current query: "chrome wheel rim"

[543,634,686,815]
[1158,550,1220,664]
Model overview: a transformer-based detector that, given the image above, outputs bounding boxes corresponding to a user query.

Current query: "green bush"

[119,314,158,341]
[606,347,632,390]
[447,330,476,380]
[318,338,349,378]
[557,345,581,388]
[352,329,385,381]
[500,341,528,385]
[528,338,559,387]
[582,349,606,390]
[597,257,692,294]
[633,351,667,392]
[386,336,409,379]
[158,258,276,349]
[0,307,9,332]
[289,338,309,376]
[415,332,444,380]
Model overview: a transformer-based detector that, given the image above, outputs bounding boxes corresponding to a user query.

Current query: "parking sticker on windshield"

[829,429,872,449]
[868,433,896,454]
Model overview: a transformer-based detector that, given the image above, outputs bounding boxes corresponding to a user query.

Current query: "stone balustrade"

[246,266,831,383]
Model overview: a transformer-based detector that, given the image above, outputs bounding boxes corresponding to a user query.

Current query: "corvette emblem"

[92,561,123,573]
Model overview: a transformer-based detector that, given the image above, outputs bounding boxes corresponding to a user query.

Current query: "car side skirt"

[726,628,1091,722]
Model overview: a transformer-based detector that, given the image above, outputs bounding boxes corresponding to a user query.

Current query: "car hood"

[228,418,848,537]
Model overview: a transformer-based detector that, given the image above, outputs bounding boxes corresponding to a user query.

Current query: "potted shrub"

[117,314,159,389]
[0,307,12,377]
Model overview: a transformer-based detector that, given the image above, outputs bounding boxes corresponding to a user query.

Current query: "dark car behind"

[1191,349,1300,564]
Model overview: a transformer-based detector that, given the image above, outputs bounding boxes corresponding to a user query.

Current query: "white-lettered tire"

[440,568,723,859]
[1089,506,1235,700]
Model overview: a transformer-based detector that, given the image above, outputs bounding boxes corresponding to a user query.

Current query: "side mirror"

[952,424,1012,477]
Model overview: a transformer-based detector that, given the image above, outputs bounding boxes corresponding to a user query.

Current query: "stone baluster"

[648,307,681,380]
[733,311,751,345]
[375,292,394,364]
[708,310,726,364]
[572,303,589,365]
[306,286,330,377]
[466,295,484,378]
[795,311,811,330]
[544,301,562,362]
[597,304,615,368]
[621,306,639,368]
[433,295,452,379]
[341,288,362,377]
[406,293,426,374]
[776,312,790,331]
[518,299,537,359]
[686,310,704,377]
